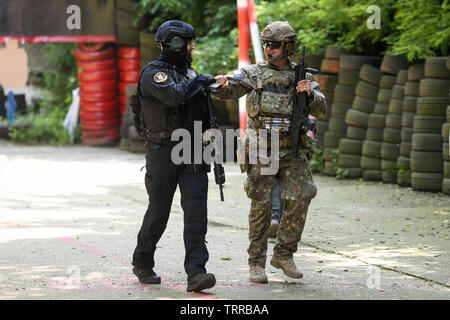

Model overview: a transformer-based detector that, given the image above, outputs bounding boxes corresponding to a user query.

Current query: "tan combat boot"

[249,265,268,284]
[270,256,303,279]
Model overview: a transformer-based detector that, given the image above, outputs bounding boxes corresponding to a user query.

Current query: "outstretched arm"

[140,68,216,107]
[211,68,256,100]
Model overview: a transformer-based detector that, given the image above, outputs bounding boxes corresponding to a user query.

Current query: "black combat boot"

[186,273,216,292]
[132,266,161,284]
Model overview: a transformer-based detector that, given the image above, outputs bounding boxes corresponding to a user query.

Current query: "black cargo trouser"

[132,141,209,279]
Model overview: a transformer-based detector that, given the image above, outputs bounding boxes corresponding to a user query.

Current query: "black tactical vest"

[139,60,210,144]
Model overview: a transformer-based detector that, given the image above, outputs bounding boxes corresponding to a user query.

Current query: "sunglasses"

[263,41,282,49]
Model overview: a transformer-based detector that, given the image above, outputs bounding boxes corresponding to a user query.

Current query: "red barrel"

[119,94,128,105]
[81,118,121,131]
[80,80,118,93]
[78,69,117,82]
[118,58,140,70]
[81,101,119,113]
[117,47,140,59]
[82,127,120,139]
[75,44,120,146]
[80,109,119,121]
[116,46,141,122]
[81,92,117,104]
[119,70,140,82]
[77,59,116,72]
[82,133,121,146]
[74,47,115,62]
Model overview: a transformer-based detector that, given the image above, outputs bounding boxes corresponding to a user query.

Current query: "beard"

[186,51,193,65]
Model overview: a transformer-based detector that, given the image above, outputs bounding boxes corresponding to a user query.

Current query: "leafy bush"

[138,0,192,32]
[310,144,324,173]
[257,0,447,60]
[336,167,350,180]
[192,29,239,75]
[256,0,397,56]
[385,0,449,61]
[9,104,79,146]
[138,0,236,36]
[325,147,350,179]
[138,0,238,74]
[40,43,79,103]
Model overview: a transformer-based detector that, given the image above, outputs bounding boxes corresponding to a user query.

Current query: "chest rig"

[139,61,205,144]
[246,62,296,135]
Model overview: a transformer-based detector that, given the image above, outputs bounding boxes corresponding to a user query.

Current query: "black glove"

[202,74,216,85]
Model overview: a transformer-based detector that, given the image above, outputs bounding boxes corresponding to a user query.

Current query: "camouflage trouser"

[244,159,317,268]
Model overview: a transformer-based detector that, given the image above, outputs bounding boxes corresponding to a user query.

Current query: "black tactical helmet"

[155,20,196,43]
[155,20,196,64]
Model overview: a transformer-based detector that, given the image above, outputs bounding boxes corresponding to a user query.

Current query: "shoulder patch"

[153,72,168,83]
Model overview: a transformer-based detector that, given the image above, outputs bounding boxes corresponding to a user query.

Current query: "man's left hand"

[296,79,311,96]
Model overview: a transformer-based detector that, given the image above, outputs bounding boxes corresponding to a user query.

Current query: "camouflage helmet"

[260,21,298,56]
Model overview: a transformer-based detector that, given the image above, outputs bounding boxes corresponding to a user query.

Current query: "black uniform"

[131,58,216,281]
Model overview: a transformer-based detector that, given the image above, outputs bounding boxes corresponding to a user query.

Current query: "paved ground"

[0,142,449,301]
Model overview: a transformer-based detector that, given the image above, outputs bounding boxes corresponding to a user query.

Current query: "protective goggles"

[263,41,282,49]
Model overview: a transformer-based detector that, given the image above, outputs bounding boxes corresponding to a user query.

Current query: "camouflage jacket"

[212,60,327,159]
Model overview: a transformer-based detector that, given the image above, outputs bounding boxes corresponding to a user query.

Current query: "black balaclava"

[159,39,193,70]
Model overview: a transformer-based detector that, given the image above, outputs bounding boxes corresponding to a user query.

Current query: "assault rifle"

[290,45,319,161]
[206,83,226,201]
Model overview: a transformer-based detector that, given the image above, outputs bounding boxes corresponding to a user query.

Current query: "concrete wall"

[0,39,45,106]
[0,39,28,88]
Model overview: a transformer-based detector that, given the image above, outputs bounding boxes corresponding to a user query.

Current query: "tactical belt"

[258,116,291,135]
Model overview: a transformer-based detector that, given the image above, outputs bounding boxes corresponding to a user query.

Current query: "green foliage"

[202,1,238,38]
[9,104,75,146]
[192,29,239,75]
[327,148,348,180]
[138,0,238,74]
[10,43,80,145]
[139,0,236,35]
[257,0,448,60]
[41,43,79,102]
[335,0,397,55]
[336,167,350,180]
[138,0,192,32]
[385,0,449,61]
[256,0,397,56]
[137,0,447,70]
[310,144,324,173]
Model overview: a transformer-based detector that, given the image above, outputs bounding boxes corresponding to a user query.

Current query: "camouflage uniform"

[213,22,326,270]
